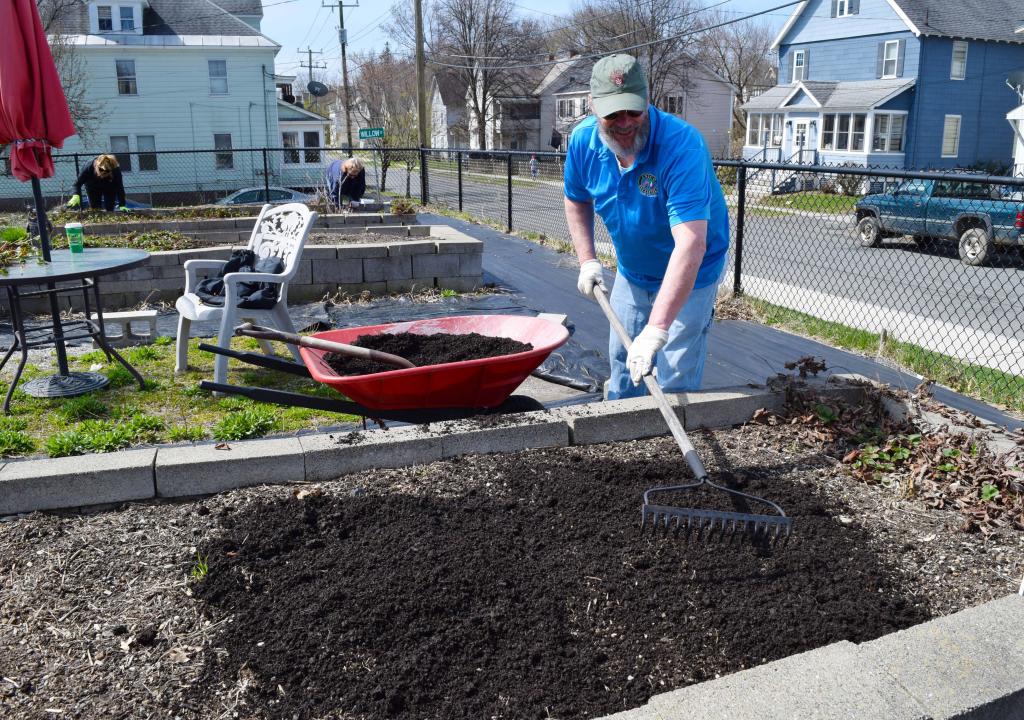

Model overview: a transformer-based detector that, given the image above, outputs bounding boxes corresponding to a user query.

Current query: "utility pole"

[298,47,327,111]
[415,0,428,150]
[324,0,357,154]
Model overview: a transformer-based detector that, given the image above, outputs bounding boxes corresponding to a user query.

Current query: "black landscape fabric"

[190,438,928,720]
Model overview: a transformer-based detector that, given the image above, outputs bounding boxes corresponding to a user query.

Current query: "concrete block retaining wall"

[10,224,482,316]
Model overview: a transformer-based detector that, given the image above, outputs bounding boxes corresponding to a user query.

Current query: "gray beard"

[597,118,650,159]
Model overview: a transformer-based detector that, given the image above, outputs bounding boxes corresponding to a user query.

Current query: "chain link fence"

[3,145,1023,412]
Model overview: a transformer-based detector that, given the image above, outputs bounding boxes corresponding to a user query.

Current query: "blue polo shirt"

[564,106,729,291]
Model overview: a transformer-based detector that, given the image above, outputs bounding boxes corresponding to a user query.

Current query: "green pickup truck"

[854,178,1024,265]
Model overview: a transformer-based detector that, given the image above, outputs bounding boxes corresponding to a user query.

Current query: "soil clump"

[325,331,532,375]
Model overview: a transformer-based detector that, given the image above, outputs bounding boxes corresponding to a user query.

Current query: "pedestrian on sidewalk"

[564,54,730,399]
[529,154,539,180]
[67,154,128,212]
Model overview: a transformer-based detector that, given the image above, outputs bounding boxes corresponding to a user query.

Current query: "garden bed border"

[1,374,1021,719]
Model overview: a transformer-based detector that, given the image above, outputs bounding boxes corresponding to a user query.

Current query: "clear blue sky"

[262,0,788,82]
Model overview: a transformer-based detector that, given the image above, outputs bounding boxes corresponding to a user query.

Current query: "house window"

[116,59,137,96]
[137,135,157,171]
[282,132,299,164]
[214,133,234,169]
[665,96,685,114]
[941,115,961,157]
[110,136,132,172]
[746,113,783,147]
[881,40,899,78]
[871,113,905,152]
[303,131,321,163]
[833,0,858,16]
[792,50,806,82]
[209,60,228,95]
[119,7,134,31]
[98,6,112,31]
[820,113,867,151]
[557,98,577,119]
[950,41,968,80]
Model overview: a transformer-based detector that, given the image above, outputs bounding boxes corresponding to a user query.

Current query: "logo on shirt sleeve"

[637,173,658,197]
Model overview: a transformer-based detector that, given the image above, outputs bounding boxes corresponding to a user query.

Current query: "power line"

[427,0,804,71]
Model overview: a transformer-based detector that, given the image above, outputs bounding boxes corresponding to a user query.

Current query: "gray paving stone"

[676,386,783,429]
[0,450,155,515]
[552,395,683,445]
[643,641,929,720]
[413,253,460,278]
[432,412,570,458]
[389,240,437,256]
[858,595,1024,720]
[312,259,363,284]
[155,438,305,497]
[299,425,443,483]
[364,255,412,282]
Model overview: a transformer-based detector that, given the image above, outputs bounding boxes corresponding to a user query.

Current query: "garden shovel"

[233,322,416,369]
[592,285,791,542]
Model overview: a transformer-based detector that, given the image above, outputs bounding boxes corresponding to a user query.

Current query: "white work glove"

[627,325,668,386]
[576,259,605,299]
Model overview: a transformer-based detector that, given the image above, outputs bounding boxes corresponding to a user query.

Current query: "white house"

[10,0,326,205]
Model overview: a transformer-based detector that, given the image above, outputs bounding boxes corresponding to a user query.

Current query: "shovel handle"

[234,322,416,369]
[592,286,708,481]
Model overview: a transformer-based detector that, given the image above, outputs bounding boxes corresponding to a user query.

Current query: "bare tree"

[389,0,547,149]
[697,9,776,151]
[549,0,706,108]
[37,0,105,145]
[350,46,419,190]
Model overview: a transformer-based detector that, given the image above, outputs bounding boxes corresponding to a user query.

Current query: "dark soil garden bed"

[2,397,1021,719]
[326,331,532,375]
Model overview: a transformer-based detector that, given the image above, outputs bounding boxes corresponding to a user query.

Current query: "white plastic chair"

[174,202,317,385]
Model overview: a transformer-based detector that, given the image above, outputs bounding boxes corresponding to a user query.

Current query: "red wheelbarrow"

[198,314,570,423]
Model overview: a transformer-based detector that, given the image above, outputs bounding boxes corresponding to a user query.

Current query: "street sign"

[358,127,384,140]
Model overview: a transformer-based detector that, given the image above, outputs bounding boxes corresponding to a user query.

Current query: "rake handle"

[234,322,416,369]
[592,285,709,482]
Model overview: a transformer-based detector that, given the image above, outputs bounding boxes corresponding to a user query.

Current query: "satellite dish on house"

[307,80,329,98]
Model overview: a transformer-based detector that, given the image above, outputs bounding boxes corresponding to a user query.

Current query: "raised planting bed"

[0,383,1021,719]
[4,226,483,317]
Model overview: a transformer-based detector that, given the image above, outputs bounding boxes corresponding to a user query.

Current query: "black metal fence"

[3,145,1023,411]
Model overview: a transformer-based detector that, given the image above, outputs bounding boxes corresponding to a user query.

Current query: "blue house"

[741,0,1024,171]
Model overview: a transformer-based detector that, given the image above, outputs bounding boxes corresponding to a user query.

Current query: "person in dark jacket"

[327,157,366,210]
[67,154,128,212]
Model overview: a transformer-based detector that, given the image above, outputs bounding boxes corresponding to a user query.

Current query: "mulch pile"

[325,332,532,375]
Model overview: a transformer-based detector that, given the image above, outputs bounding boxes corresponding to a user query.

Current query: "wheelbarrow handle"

[234,322,416,369]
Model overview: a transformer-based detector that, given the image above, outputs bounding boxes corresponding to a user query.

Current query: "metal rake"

[592,285,791,543]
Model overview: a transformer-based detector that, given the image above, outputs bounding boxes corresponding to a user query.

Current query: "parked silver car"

[215,186,313,206]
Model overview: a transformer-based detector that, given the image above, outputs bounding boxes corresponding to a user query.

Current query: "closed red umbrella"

[0,0,75,184]
[0,0,78,379]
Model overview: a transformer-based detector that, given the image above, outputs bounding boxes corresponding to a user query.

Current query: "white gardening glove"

[627,325,669,385]
[576,259,605,299]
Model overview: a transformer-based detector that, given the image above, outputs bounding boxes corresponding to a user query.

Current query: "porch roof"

[742,79,916,112]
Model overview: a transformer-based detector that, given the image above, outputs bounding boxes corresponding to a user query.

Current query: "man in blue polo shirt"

[564,53,729,399]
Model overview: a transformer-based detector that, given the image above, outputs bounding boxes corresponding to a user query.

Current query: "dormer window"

[98,5,113,30]
[119,6,134,31]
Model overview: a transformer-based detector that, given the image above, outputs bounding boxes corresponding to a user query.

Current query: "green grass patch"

[0,335,357,459]
[758,192,858,214]
[737,296,1024,415]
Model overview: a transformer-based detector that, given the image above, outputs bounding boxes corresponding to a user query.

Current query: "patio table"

[0,247,150,412]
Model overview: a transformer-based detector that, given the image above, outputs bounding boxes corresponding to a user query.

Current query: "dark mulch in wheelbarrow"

[325,331,532,375]
[187,438,933,720]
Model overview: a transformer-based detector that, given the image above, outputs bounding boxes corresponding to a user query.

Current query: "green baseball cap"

[590,54,648,117]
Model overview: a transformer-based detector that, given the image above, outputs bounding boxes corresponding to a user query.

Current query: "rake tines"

[640,491,792,545]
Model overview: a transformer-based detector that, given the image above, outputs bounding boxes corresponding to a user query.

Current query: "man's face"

[595,106,649,158]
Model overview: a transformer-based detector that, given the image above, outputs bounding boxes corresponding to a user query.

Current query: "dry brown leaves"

[753,372,1024,536]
